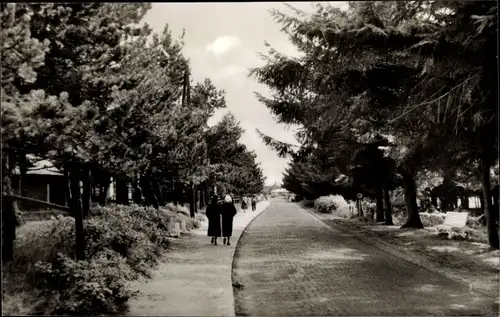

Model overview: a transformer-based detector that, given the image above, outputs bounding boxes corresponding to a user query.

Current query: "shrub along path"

[127,200,271,316]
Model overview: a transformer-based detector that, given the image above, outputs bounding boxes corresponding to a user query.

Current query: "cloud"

[206,35,241,56]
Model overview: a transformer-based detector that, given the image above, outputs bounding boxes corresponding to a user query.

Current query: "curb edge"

[230,201,273,316]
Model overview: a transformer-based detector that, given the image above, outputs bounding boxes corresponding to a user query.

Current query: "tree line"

[1,3,265,262]
[251,1,498,248]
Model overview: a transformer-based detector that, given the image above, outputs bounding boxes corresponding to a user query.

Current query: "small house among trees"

[12,158,66,210]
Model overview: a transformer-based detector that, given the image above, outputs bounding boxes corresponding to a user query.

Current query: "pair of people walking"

[251,196,257,211]
[241,196,258,211]
[206,194,237,246]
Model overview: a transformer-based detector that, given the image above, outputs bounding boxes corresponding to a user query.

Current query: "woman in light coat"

[221,195,237,245]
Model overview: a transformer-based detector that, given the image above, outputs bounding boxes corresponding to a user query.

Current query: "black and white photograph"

[1,1,498,316]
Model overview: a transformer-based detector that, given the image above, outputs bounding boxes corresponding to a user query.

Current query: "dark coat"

[206,203,221,237]
[221,202,237,237]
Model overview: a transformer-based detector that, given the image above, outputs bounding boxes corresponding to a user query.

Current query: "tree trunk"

[199,184,205,209]
[63,164,72,207]
[98,175,110,206]
[356,199,364,217]
[2,151,18,263]
[161,182,170,204]
[442,195,455,211]
[194,185,198,214]
[150,180,160,209]
[375,186,385,222]
[492,188,499,221]
[479,192,484,211]
[1,195,17,264]
[180,184,187,207]
[383,186,393,225]
[480,160,499,249]
[401,169,423,229]
[461,195,469,209]
[19,153,28,197]
[430,194,438,209]
[140,175,159,209]
[69,167,85,260]
[115,177,129,205]
[172,181,179,205]
[204,183,210,206]
[189,183,195,218]
[170,176,176,204]
[153,180,165,206]
[82,165,91,218]
[140,175,151,206]
[90,183,96,202]
[132,180,143,205]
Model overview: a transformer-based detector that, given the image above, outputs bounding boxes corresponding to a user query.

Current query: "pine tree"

[1,3,51,263]
[252,1,496,239]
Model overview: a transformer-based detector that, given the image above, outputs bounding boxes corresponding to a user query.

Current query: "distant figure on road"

[241,196,248,211]
[221,195,237,246]
[251,196,257,211]
[206,195,221,245]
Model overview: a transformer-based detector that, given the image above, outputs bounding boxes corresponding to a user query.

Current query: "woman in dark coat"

[221,195,237,245]
[206,195,221,245]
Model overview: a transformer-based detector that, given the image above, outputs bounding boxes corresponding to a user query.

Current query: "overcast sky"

[142,2,347,186]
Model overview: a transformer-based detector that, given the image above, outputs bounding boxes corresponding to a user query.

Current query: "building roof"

[13,157,63,176]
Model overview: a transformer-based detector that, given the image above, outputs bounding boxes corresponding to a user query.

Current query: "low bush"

[314,196,336,213]
[419,212,446,227]
[391,208,407,225]
[84,214,158,279]
[33,252,136,315]
[194,213,205,225]
[4,203,193,315]
[314,195,348,214]
[10,216,75,287]
[467,215,486,229]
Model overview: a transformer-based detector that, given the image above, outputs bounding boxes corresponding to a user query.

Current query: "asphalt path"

[232,200,497,316]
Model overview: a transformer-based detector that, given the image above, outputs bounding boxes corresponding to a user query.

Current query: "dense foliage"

[5,205,197,315]
[252,1,498,247]
[1,3,265,262]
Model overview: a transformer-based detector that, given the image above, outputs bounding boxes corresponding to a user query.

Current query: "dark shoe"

[223,238,227,245]
[227,241,231,246]
[211,237,214,244]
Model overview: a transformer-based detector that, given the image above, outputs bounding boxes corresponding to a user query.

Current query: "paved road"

[232,201,498,316]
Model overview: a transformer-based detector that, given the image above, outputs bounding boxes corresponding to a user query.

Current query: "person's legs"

[227,236,231,246]
[214,237,218,245]
[211,237,214,244]
[223,237,227,245]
